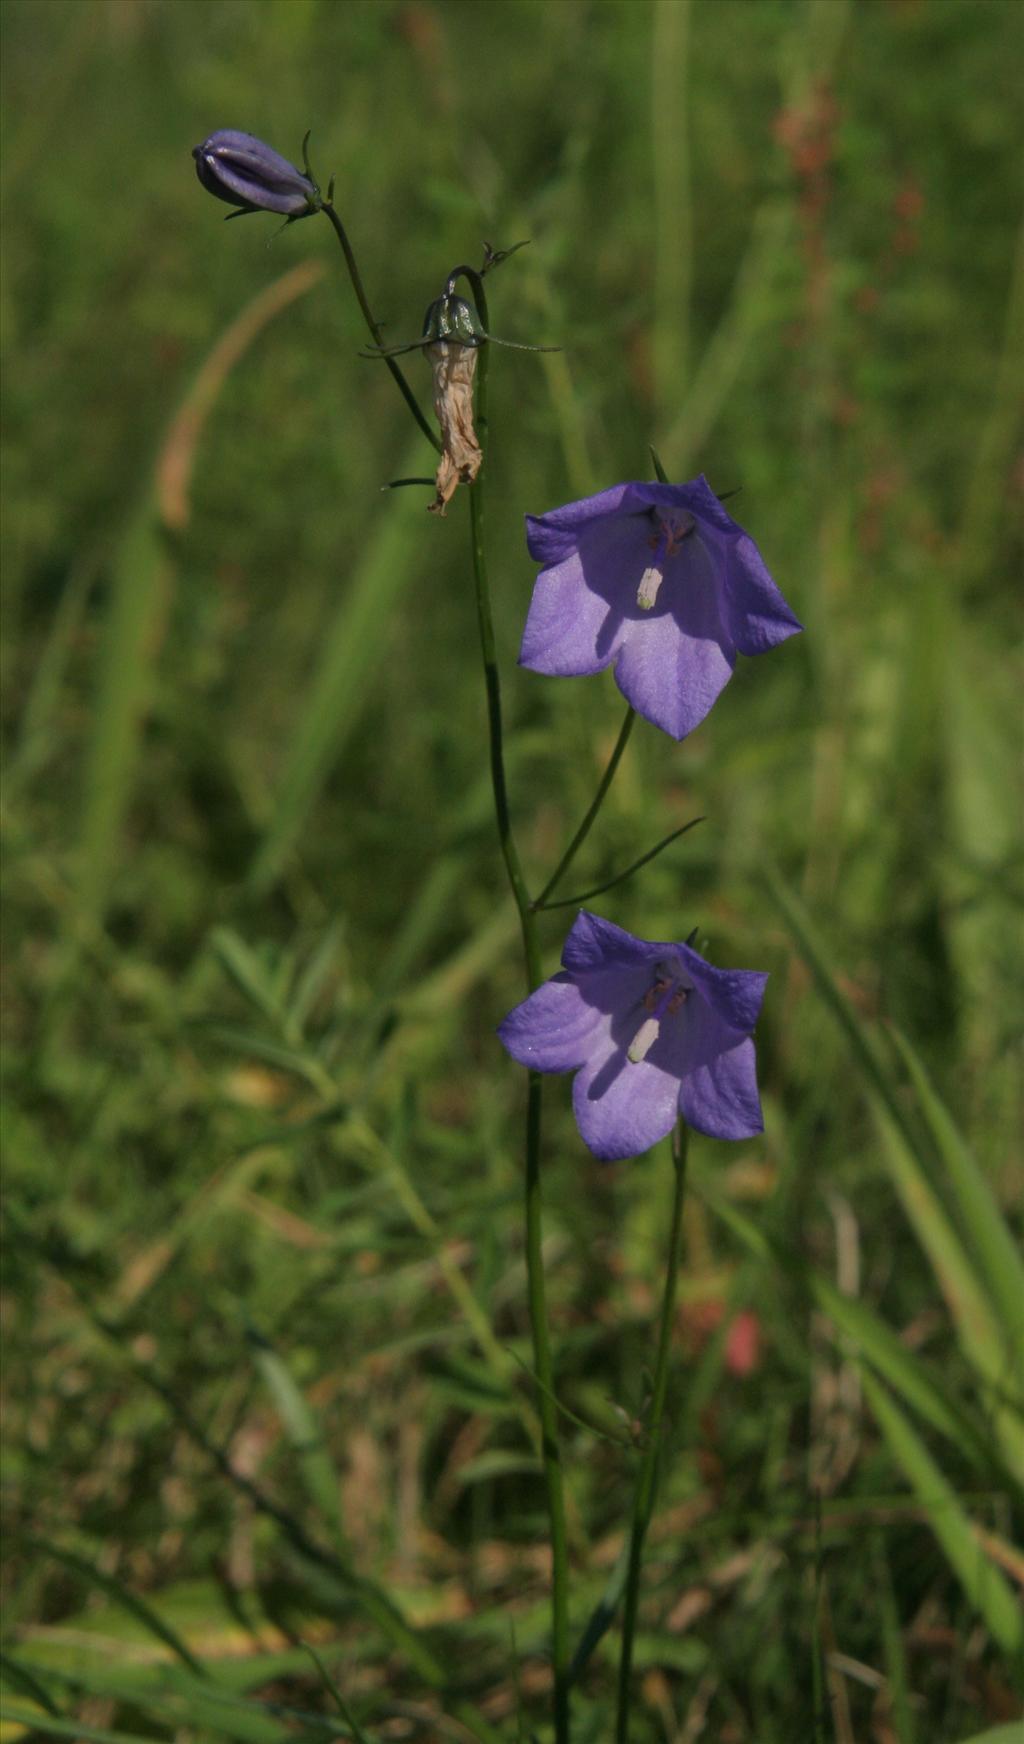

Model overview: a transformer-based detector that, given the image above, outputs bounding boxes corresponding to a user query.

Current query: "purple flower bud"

[192,130,318,217]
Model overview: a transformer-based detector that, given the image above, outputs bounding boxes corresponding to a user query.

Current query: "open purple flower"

[193,130,318,217]
[498,911,767,1160]
[520,476,802,740]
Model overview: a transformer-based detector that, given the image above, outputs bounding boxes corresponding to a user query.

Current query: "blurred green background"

[2,0,1022,1739]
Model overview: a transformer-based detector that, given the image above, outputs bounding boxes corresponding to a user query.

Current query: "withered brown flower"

[426,338,482,516]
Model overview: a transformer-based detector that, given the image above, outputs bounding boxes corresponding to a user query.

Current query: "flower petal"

[497,974,607,1073]
[561,910,667,976]
[525,482,636,565]
[520,508,658,677]
[678,1034,764,1140]
[572,1040,681,1161]
[613,608,735,739]
[720,533,803,655]
[675,949,768,1035]
[518,550,623,676]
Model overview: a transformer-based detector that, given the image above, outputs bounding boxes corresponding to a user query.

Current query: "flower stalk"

[533,705,636,908]
[615,1120,690,1737]
[320,201,440,453]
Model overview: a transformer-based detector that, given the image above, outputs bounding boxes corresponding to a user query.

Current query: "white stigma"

[627,1016,661,1064]
[637,563,665,611]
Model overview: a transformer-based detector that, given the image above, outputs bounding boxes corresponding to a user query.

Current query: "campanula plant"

[194,125,801,1742]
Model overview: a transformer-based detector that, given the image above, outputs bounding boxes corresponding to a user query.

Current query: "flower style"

[498,910,767,1160]
[192,130,318,217]
[520,476,802,739]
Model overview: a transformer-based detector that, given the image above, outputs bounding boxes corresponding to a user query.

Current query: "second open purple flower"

[499,910,768,1161]
[520,475,802,740]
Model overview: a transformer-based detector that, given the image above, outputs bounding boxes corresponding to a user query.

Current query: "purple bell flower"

[498,910,768,1160]
[520,476,802,740]
[192,130,318,217]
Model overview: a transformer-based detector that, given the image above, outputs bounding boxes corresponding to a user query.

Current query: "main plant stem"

[615,1121,689,1737]
[465,270,571,1741]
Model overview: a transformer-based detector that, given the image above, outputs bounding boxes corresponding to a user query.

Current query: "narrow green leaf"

[808,1273,997,1481]
[454,1451,542,1488]
[874,1104,1024,1488]
[765,870,1016,1417]
[0,1703,167,1744]
[288,923,346,1036]
[250,440,428,891]
[210,929,288,1026]
[568,1536,631,1687]
[953,1729,1024,1744]
[248,1329,345,1549]
[697,1180,1016,1492]
[76,508,170,923]
[18,1539,206,1679]
[303,1644,372,1744]
[859,1370,1023,1655]
[888,1022,1024,1375]
[74,264,323,924]
[872,1536,916,1744]
[0,1654,62,1715]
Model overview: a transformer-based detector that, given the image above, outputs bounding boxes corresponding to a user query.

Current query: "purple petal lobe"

[561,910,666,975]
[720,535,803,655]
[613,623,734,741]
[525,483,639,564]
[518,547,622,676]
[572,1039,681,1161]
[678,1035,764,1140]
[497,974,606,1073]
[675,949,768,1034]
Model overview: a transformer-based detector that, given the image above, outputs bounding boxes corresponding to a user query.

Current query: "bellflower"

[498,910,767,1161]
[192,130,318,217]
[520,476,802,739]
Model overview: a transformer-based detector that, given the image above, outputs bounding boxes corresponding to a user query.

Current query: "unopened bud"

[192,130,319,217]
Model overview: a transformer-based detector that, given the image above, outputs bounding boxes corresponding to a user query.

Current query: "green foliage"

[2,0,1022,1740]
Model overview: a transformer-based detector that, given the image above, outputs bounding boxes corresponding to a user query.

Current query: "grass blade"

[887,1021,1024,1376]
[76,264,324,924]
[18,1539,206,1679]
[249,438,429,892]
[0,1707,167,1744]
[247,1326,346,1549]
[765,869,1016,1413]
[859,1369,1023,1656]
[696,1180,1007,1486]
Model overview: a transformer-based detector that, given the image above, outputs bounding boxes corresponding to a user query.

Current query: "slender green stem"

[533,706,635,909]
[615,1122,690,1737]
[465,272,571,1741]
[320,202,440,452]
[538,815,704,913]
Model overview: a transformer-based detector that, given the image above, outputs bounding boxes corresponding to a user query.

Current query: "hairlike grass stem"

[466,272,571,1742]
[320,202,440,453]
[615,1120,689,1738]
